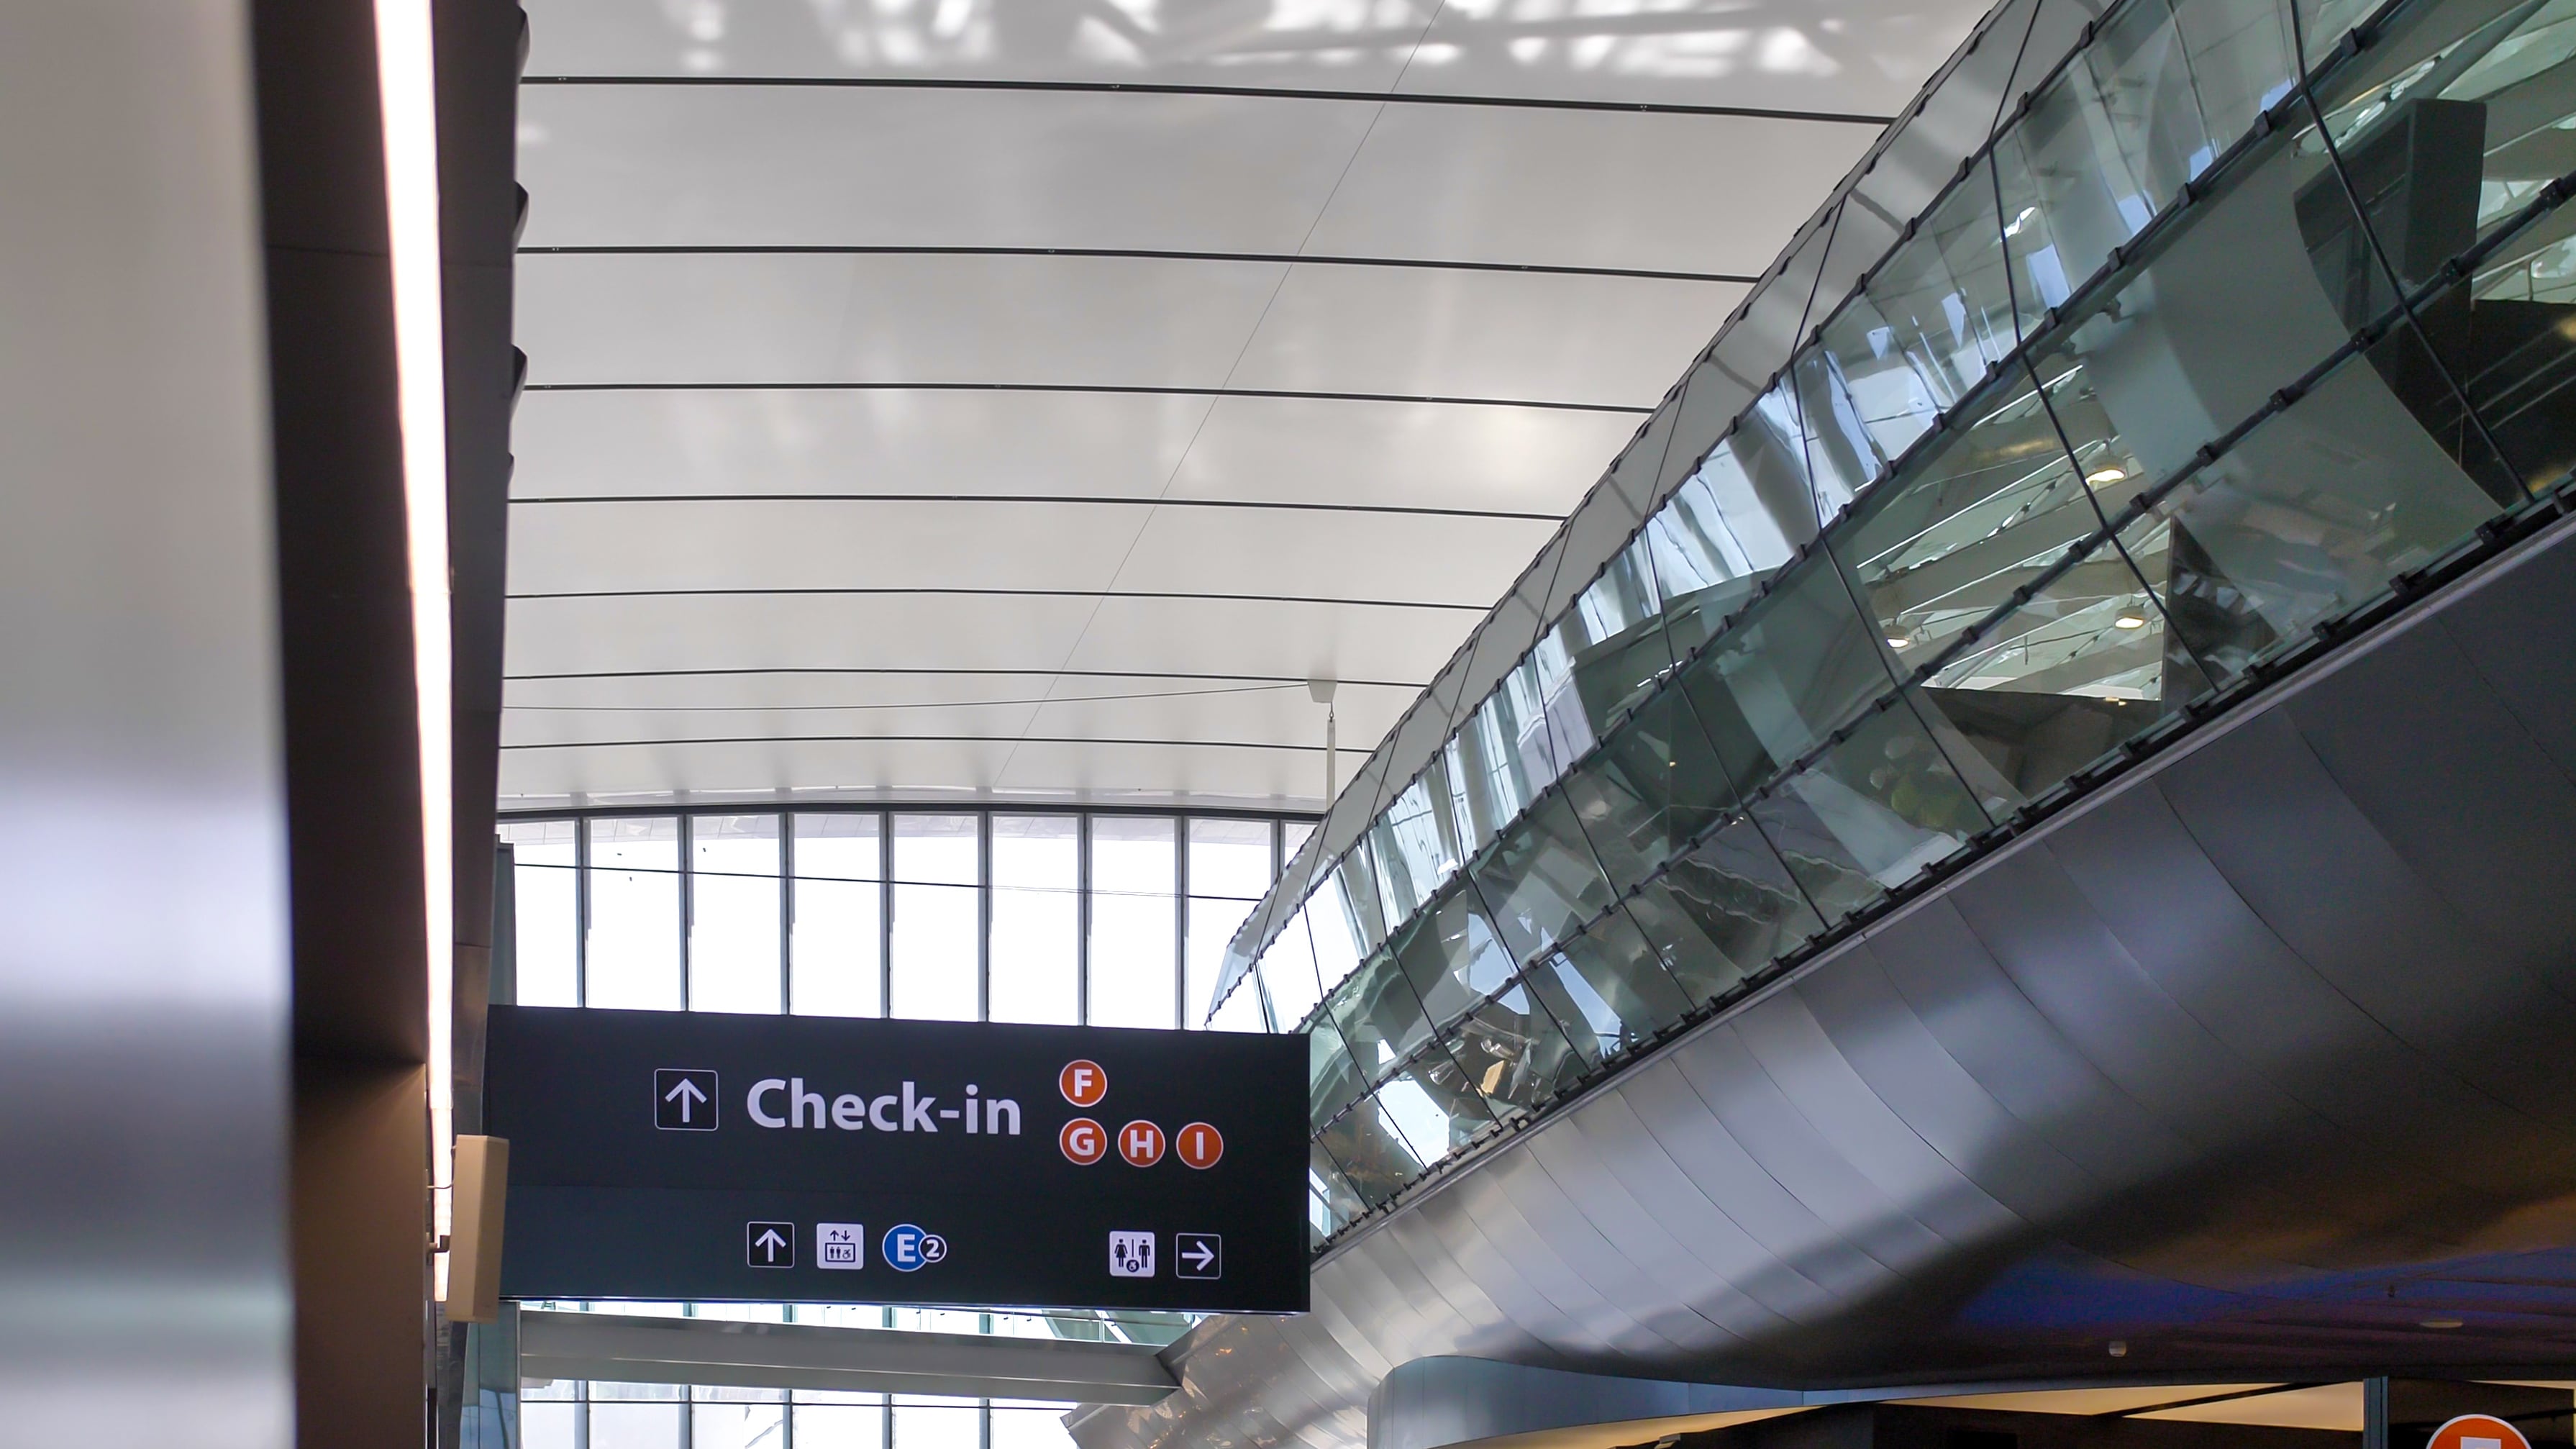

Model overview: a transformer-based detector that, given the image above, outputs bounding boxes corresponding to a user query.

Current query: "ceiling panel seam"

[519,75,1896,126]
[507,589,1495,609]
[507,495,1565,522]
[516,382,1655,414]
[519,246,1758,286]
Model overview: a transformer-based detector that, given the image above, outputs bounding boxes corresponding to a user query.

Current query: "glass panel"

[2310,19,2576,494]
[2028,120,2362,490]
[1747,696,1990,926]
[1560,535,1674,742]
[1206,973,1270,1032]
[1281,819,1316,861]
[1454,673,1547,843]
[1307,877,1367,1000]
[793,814,882,1018]
[2123,322,2512,680]
[991,1406,1077,1449]
[1325,946,1435,1084]
[1790,342,1891,527]
[795,1404,887,1449]
[1185,818,1273,1027]
[1369,774,1450,921]
[523,1402,579,1449]
[1852,156,2018,424]
[692,1403,786,1449]
[1258,905,1326,1030]
[889,814,978,1022]
[1388,884,1518,1033]
[2463,188,2576,491]
[1814,288,1950,473]
[1995,71,2154,336]
[1645,440,1803,658]
[1622,813,1827,1003]
[587,816,681,1010]
[1544,904,1694,1050]
[892,1396,982,1449]
[690,815,780,1014]
[1559,690,1721,896]
[1837,365,2103,667]
[1088,816,1177,1029]
[1314,1092,1426,1209]
[1467,789,1619,968]
[1674,552,1901,798]
[1906,534,2206,809]
[499,819,577,1007]
[1442,977,1588,1120]
[589,1403,684,1449]
[1309,1143,1365,1240]
[991,815,1078,1026]
[1328,840,1391,963]
[1376,1041,1496,1163]
[1310,1014,1367,1124]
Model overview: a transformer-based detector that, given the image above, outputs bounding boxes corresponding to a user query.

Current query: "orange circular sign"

[1058,1060,1107,1107]
[2429,1414,2531,1449]
[1058,1117,1106,1165]
[1176,1121,1224,1170]
[1118,1119,1166,1167]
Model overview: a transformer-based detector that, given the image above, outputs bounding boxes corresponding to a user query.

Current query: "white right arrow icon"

[1183,1240,1215,1271]
[665,1076,707,1122]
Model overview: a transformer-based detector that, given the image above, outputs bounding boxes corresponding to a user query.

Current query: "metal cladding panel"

[1077,513,2576,1449]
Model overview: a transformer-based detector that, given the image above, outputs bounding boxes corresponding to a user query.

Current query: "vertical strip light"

[374,0,455,1294]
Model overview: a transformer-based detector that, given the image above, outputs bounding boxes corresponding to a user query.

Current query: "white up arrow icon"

[665,1076,707,1122]
[755,1227,787,1258]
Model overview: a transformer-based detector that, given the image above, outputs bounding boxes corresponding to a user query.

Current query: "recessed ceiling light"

[2086,465,2128,484]
[2420,1317,2465,1330]
[2113,612,2149,630]
[1887,634,1913,650]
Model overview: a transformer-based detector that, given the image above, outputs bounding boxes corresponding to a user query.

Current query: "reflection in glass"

[1836,365,2102,668]
[1676,555,1899,794]
[991,815,1077,1025]
[1469,790,1619,968]
[1185,818,1273,1027]
[1088,816,1177,1029]
[690,814,780,1015]
[588,816,681,1010]
[1748,699,1989,925]
[1542,905,1693,1055]
[1326,946,1434,1084]
[793,814,882,1018]
[1624,814,1825,1003]
[891,814,978,1022]
[1442,978,1588,1119]
[1389,886,1517,1034]
[2125,326,2508,679]
[500,818,577,1007]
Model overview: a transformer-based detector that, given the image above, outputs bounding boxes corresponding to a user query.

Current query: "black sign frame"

[486,1005,1309,1314]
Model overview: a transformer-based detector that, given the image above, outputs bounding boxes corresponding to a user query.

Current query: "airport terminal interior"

[14,0,2576,1444]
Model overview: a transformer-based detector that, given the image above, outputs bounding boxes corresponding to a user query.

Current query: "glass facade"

[1215,0,2576,1245]
[498,808,1305,1029]
[516,1302,1191,1449]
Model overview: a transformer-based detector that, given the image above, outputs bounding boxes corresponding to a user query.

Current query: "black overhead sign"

[485,1005,1309,1313]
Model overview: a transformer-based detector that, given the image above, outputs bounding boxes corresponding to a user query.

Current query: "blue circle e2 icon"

[881,1223,948,1272]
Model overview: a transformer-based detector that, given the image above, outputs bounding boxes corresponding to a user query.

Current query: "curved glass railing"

[1206,0,2576,1245]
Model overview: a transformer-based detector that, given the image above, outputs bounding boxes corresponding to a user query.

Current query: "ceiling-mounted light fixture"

[375,0,453,1299]
[2419,1318,2465,1330]
[1886,633,1913,650]
[2004,205,2040,237]
[2085,464,2128,484]
[2113,611,2149,630]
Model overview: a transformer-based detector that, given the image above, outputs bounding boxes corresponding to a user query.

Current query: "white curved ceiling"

[504,0,1991,812]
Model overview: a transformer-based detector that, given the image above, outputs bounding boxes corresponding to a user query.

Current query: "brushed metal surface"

[1078,512,2576,1449]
